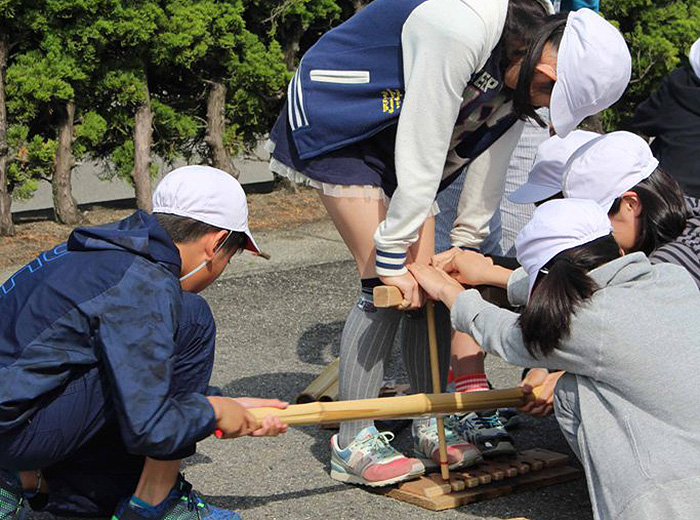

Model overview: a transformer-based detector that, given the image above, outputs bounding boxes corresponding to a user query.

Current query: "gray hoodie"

[451,253,700,520]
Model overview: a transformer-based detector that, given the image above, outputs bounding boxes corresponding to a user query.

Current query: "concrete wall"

[12,144,273,213]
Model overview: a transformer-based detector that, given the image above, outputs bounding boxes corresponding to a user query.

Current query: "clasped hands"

[380,247,495,310]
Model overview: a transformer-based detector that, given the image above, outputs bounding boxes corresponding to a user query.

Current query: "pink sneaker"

[330,427,424,487]
[413,419,482,470]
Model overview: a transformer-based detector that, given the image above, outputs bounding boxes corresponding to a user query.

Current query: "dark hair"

[607,167,688,255]
[501,0,553,62]
[518,234,621,357]
[154,213,248,256]
[512,13,568,125]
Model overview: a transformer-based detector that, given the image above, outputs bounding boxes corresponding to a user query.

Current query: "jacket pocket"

[310,69,370,84]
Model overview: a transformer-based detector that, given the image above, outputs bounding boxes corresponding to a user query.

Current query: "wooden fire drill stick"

[372,285,450,479]
[246,387,535,427]
[426,300,450,480]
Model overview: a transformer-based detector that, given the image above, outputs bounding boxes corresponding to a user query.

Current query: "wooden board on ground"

[372,449,581,512]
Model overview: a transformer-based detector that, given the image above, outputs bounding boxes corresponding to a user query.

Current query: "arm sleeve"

[449,119,525,249]
[450,289,598,376]
[506,267,530,307]
[629,76,673,138]
[373,0,500,276]
[88,262,216,458]
[650,242,700,289]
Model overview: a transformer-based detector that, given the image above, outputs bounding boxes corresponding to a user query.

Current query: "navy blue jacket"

[0,212,216,457]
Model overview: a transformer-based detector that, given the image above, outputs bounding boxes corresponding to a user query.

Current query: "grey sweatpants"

[554,374,700,520]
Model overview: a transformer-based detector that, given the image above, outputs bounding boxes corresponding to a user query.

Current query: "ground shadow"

[295,320,343,366]
[198,484,348,512]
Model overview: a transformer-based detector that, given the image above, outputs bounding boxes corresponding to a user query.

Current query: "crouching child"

[0,166,286,520]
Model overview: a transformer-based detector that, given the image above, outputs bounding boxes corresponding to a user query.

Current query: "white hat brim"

[550,77,577,138]
[508,183,562,204]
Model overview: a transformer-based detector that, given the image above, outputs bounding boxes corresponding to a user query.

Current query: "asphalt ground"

[26,221,594,520]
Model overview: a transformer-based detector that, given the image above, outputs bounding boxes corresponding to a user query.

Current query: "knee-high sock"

[338,297,401,448]
[400,303,452,431]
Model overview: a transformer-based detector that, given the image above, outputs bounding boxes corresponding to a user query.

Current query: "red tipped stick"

[215,429,223,439]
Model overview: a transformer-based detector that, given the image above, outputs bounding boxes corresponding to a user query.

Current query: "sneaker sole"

[330,464,424,488]
[481,441,517,458]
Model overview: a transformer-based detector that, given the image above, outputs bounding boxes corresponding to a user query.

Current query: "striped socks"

[454,373,490,393]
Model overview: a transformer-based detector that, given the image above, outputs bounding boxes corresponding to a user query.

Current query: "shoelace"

[185,490,206,513]
[468,413,503,430]
[357,431,397,458]
[178,478,207,516]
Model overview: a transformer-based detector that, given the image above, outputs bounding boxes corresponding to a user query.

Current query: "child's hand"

[518,369,565,417]
[408,264,464,309]
[232,397,289,437]
[207,396,257,439]
[232,397,289,410]
[250,415,288,437]
[442,250,495,286]
[431,246,462,271]
[379,272,423,310]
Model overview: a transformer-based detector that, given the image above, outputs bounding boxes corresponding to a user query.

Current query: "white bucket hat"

[690,38,700,79]
[562,131,658,212]
[509,130,600,204]
[550,9,632,137]
[515,198,613,297]
[152,165,260,254]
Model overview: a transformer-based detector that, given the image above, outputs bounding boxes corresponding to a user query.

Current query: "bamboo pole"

[296,358,340,404]
[248,387,534,428]
[319,378,339,402]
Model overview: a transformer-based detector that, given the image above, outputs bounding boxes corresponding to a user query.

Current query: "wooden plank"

[397,474,452,498]
[485,460,519,478]
[379,465,582,511]
[478,461,506,480]
[453,470,480,488]
[506,459,530,475]
[516,454,544,472]
[449,476,466,492]
[464,468,492,485]
[519,448,569,468]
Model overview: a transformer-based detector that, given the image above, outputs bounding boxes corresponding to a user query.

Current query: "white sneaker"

[330,427,424,487]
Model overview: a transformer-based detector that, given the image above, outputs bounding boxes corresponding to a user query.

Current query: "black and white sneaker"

[449,410,516,457]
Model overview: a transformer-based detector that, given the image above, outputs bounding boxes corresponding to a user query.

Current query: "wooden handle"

[373,286,404,307]
[247,387,536,428]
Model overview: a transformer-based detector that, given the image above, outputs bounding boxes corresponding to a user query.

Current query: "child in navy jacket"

[0,166,286,520]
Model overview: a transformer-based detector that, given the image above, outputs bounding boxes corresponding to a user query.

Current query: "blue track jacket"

[0,212,216,458]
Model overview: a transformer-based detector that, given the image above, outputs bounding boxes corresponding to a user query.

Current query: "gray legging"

[337,296,451,448]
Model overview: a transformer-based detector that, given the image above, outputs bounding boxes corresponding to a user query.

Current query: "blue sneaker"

[112,475,241,520]
[450,411,516,457]
[0,470,26,520]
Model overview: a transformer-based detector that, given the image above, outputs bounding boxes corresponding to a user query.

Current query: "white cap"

[562,131,658,212]
[690,38,700,79]
[509,130,600,204]
[515,198,613,296]
[152,165,260,254]
[550,9,631,137]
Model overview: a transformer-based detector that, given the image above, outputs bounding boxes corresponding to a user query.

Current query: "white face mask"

[179,230,233,282]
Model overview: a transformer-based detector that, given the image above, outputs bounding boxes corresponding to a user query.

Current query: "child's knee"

[177,293,216,356]
[553,373,581,423]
